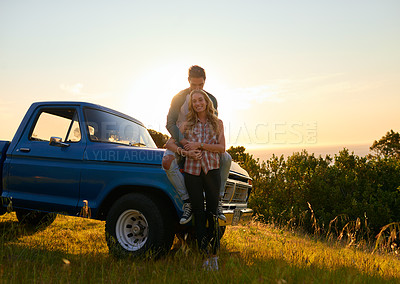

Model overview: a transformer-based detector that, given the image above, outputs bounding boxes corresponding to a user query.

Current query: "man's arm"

[166,90,187,144]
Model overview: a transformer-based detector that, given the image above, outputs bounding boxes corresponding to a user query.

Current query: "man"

[162,65,231,224]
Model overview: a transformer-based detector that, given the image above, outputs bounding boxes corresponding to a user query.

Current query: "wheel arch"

[96,185,179,223]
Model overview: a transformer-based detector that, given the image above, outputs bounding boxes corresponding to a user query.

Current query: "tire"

[105,193,175,258]
[15,209,57,228]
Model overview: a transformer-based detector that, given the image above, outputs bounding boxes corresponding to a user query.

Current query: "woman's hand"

[184,141,201,151]
[187,149,202,160]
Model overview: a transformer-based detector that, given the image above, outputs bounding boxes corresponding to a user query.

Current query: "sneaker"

[180,202,192,224]
[202,259,210,271]
[218,201,227,222]
[211,256,219,271]
[202,257,219,271]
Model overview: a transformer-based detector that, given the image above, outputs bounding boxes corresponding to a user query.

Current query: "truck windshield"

[84,108,157,148]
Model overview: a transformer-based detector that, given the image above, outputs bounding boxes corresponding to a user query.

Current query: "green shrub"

[227,146,400,236]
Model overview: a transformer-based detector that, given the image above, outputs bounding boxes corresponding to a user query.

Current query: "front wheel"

[105,193,175,258]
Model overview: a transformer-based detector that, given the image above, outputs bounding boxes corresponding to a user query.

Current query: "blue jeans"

[162,150,232,201]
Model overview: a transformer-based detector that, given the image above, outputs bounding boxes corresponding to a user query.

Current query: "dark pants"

[184,169,221,254]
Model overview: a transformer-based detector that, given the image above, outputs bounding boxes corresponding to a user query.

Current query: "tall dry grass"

[0,212,399,283]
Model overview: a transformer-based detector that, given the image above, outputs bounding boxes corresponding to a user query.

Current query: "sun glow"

[120,62,230,135]
[120,63,189,134]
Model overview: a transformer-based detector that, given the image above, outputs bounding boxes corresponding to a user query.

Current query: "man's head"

[188,65,206,91]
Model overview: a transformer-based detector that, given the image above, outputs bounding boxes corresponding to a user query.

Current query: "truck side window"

[30,109,81,143]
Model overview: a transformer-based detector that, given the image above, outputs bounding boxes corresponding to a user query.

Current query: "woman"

[166,89,225,270]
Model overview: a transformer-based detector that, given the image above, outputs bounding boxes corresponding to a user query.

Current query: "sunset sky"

[1,1,399,152]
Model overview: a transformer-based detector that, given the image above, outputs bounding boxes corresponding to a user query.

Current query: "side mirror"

[49,137,70,147]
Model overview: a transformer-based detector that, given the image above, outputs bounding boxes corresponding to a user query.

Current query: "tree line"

[227,130,400,236]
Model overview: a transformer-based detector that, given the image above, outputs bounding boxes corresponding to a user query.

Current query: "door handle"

[19,148,31,153]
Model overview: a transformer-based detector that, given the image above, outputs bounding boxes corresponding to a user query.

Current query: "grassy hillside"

[0,213,399,283]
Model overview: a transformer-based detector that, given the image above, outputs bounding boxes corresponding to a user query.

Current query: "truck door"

[6,107,85,214]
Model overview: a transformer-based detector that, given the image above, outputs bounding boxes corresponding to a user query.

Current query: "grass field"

[0,213,399,283]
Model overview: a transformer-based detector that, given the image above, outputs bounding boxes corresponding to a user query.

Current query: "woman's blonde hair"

[185,89,220,136]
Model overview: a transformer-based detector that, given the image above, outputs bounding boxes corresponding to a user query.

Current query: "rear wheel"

[15,209,57,228]
[105,193,175,258]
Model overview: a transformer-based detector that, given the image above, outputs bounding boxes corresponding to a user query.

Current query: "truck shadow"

[0,219,46,243]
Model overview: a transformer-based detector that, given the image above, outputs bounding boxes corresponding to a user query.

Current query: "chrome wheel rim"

[115,209,148,251]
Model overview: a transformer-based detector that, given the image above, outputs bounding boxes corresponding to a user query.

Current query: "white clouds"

[217,74,340,112]
[222,73,355,110]
[59,83,111,104]
[232,85,285,108]
[60,83,84,96]
[218,84,285,114]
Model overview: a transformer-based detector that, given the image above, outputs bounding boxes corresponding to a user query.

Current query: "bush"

[227,146,400,236]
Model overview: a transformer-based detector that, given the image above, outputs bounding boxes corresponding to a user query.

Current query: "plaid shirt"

[184,119,220,175]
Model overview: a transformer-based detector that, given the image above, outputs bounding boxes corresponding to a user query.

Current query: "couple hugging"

[162,65,231,269]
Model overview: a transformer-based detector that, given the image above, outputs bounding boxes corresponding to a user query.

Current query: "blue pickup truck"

[0,101,252,257]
